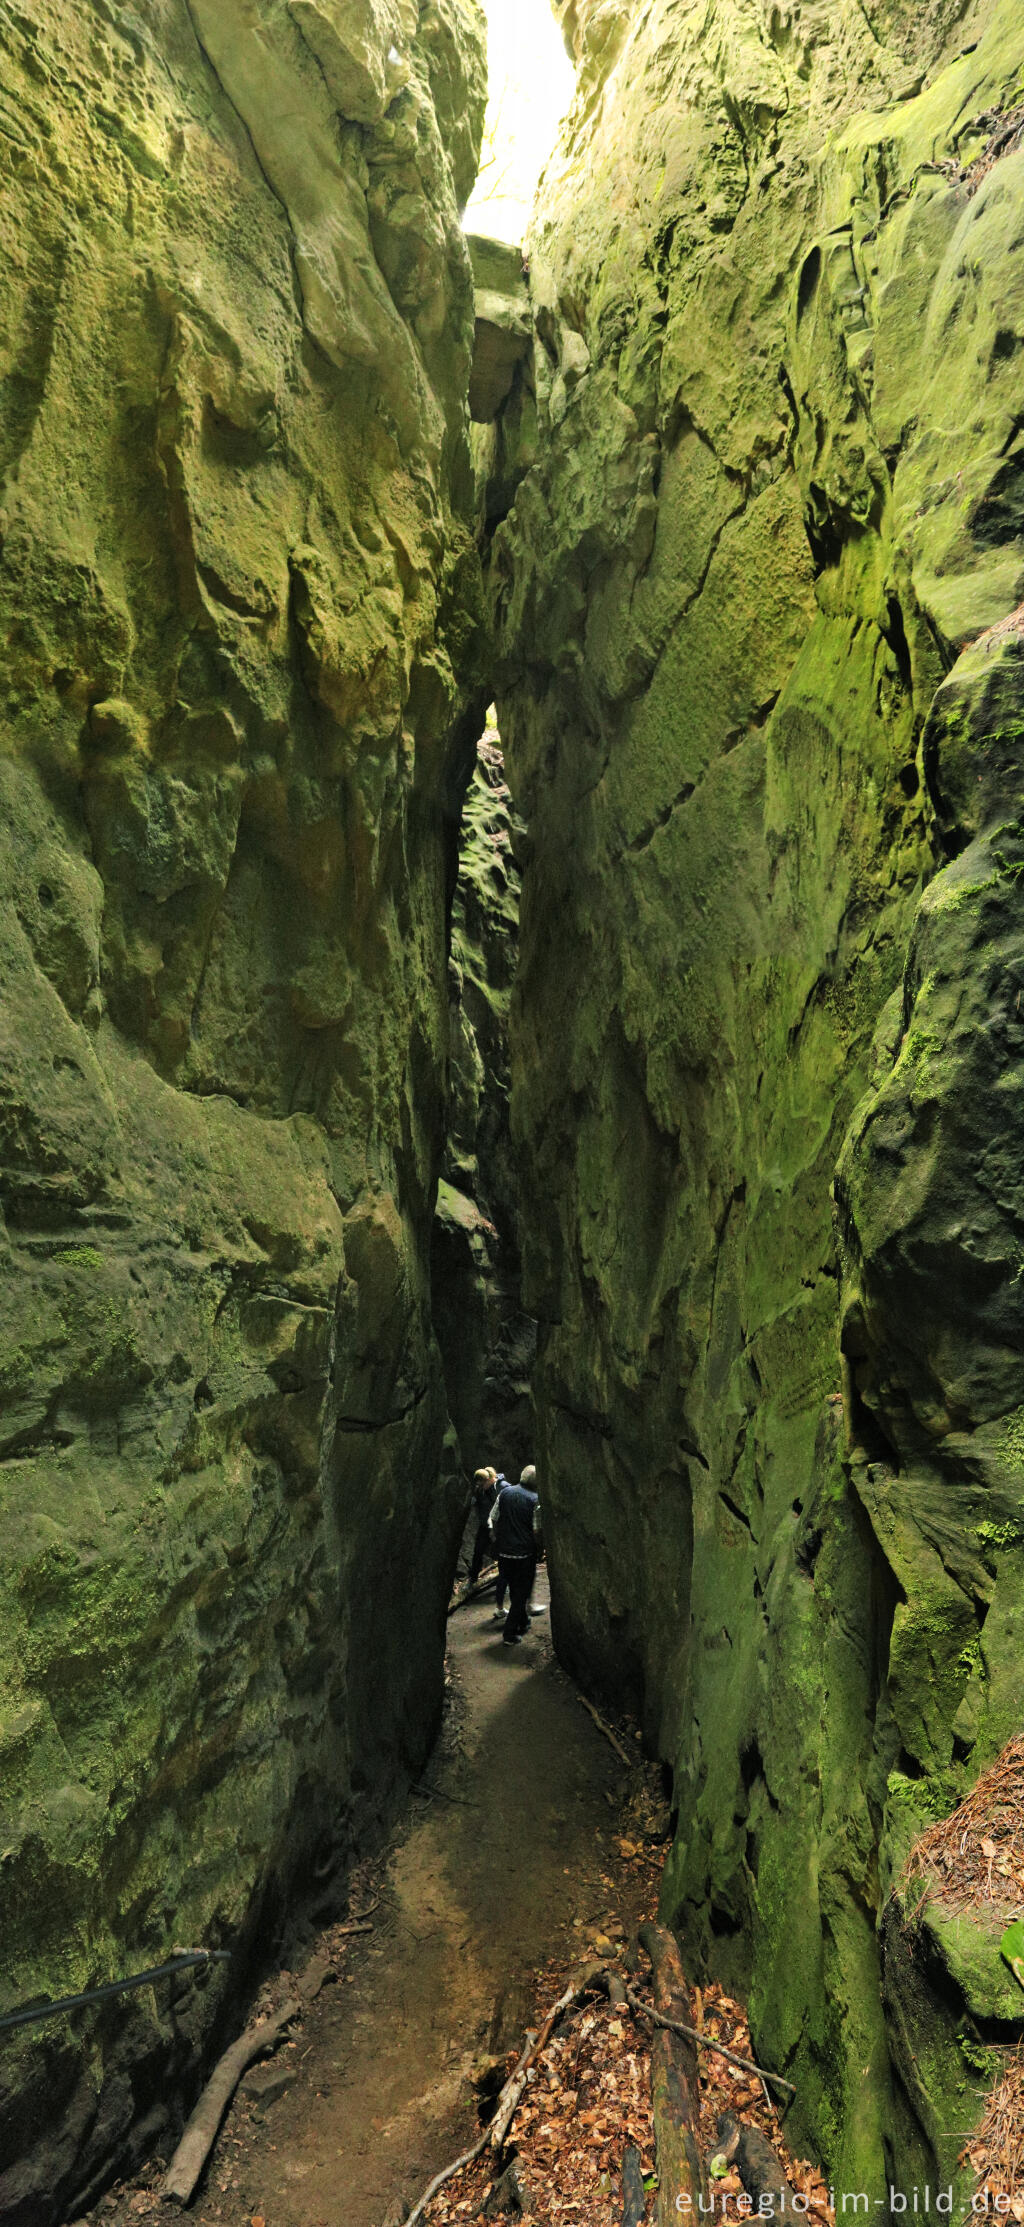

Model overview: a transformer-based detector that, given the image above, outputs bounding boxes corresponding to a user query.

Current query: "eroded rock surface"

[0,0,485,2214]
[492,0,1024,2192]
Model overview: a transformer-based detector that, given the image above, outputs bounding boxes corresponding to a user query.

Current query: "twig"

[161,1997,300,2203]
[403,2038,533,2227]
[625,1988,796,2098]
[401,1963,608,2227]
[577,1694,635,1768]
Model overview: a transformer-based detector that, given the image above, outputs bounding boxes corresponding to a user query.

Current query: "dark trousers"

[468,1521,492,1587]
[501,1554,536,1640]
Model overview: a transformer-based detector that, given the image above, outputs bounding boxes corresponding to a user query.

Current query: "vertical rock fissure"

[433,710,535,1489]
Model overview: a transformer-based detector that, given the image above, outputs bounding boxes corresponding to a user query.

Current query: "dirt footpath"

[96,1573,653,2227]
[250,1576,627,2227]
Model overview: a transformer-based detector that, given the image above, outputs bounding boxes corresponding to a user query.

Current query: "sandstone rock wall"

[0,0,485,2214]
[493,0,1024,2193]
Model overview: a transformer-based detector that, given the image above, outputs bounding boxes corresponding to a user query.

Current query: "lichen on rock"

[490,0,1024,2196]
[0,0,486,2213]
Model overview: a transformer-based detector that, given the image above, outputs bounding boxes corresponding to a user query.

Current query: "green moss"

[0,1347,35,1398]
[51,1247,105,1270]
[994,1407,1024,1476]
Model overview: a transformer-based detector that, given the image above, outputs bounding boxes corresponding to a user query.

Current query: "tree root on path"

[161,1996,301,2205]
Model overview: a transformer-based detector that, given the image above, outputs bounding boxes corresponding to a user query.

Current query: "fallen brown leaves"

[901,1737,1024,2215]
[961,2049,1024,2216]
[691,1986,831,2227]
[902,1735,1024,1919]
[421,1743,830,2227]
[960,106,1024,196]
[425,1959,831,2227]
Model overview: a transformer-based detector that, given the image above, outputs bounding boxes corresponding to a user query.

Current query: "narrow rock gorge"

[2,0,1024,2218]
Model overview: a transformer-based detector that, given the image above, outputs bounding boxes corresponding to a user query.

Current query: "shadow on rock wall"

[0,0,487,2215]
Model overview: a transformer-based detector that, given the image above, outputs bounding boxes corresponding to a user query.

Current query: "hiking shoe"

[501,1635,521,1646]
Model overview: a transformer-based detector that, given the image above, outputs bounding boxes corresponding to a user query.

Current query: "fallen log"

[162,1996,300,2204]
[639,1924,705,2227]
[622,2142,647,2227]
[711,2112,802,2219]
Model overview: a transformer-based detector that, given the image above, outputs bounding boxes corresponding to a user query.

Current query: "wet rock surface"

[491,0,1024,2197]
[0,0,486,2214]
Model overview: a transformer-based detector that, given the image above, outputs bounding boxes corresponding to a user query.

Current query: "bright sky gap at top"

[462,0,575,243]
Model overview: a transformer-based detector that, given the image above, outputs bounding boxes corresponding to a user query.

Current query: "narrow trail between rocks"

[219,1576,633,2227]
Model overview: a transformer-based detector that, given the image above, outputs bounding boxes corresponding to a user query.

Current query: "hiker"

[491,1463,541,1646]
[486,1468,513,1619]
[467,1466,499,1588]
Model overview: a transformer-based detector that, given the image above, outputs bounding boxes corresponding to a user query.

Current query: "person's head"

[474,1467,497,1487]
[520,1464,536,1488]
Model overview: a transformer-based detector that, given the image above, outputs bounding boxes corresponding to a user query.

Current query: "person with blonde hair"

[468,1464,500,1590]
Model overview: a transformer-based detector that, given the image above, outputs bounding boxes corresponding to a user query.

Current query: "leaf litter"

[899,1736,1024,2212]
[425,1815,832,2227]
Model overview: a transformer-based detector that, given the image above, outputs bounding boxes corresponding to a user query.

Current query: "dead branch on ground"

[577,1693,635,1768]
[161,1996,300,2205]
[625,1961,796,2099]
[402,2037,533,2227]
[399,1963,609,2227]
[448,1572,498,1615]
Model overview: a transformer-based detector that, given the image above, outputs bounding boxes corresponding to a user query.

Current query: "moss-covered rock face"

[493,0,1024,2193]
[0,0,485,2213]
[433,723,535,1481]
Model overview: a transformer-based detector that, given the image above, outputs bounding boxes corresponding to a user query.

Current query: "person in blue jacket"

[491,1464,540,1646]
